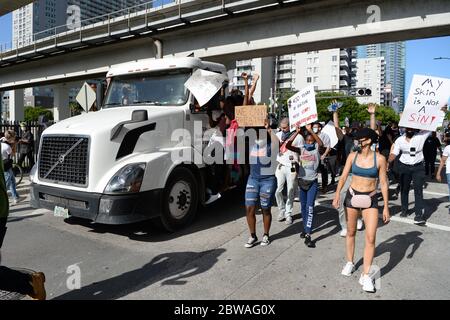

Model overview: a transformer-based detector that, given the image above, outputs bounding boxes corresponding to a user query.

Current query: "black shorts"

[344,189,378,209]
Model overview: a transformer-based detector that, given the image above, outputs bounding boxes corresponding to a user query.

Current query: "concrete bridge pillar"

[9,89,24,121]
[53,84,70,121]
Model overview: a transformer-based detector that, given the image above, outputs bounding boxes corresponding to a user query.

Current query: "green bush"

[24,106,54,122]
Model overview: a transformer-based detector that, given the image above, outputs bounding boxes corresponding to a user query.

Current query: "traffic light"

[357,88,372,96]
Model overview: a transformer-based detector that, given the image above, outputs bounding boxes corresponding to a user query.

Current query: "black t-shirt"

[423,136,441,155]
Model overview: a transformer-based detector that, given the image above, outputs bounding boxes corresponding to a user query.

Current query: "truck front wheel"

[160,167,198,232]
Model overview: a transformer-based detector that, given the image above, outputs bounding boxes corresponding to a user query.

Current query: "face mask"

[312,128,319,134]
[281,130,291,141]
[406,131,415,138]
[304,143,315,151]
[352,140,361,152]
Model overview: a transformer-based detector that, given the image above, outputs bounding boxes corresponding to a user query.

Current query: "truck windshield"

[103,69,191,108]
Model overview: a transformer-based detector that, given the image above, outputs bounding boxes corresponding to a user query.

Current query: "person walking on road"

[312,122,331,193]
[1,130,21,205]
[275,118,303,225]
[286,124,323,248]
[423,132,442,178]
[333,128,390,293]
[389,128,431,223]
[18,122,35,173]
[244,121,279,248]
[0,153,47,300]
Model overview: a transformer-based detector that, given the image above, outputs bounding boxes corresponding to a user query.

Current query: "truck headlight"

[104,163,146,194]
[29,164,38,183]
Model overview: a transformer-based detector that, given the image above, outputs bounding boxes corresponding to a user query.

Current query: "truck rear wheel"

[160,167,198,232]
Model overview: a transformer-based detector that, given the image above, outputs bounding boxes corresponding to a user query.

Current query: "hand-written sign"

[288,85,318,130]
[399,75,450,131]
[235,105,267,127]
[184,69,227,107]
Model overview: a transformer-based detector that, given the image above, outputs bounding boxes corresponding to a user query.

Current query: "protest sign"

[288,85,318,130]
[235,105,267,127]
[322,121,339,148]
[399,75,450,131]
[184,69,227,107]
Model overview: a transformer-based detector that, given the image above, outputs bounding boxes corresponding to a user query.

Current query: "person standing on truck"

[244,121,279,248]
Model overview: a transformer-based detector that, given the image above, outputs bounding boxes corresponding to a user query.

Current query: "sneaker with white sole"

[340,229,347,237]
[244,236,258,248]
[285,216,293,225]
[205,193,221,205]
[359,274,375,293]
[357,219,363,231]
[341,262,355,276]
[260,235,270,246]
[277,212,285,222]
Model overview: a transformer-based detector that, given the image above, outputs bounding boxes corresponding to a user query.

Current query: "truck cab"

[30,57,228,231]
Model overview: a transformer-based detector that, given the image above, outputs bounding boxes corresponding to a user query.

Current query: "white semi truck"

[30,57,231,231]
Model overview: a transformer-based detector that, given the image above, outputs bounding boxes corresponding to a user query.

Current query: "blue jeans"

[245,176,277,209]
[4,169,19,200]
[299,180,318,234]
[447,174,450,202]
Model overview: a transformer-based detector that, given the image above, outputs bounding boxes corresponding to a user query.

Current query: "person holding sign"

[274,118,303,225]
[333,128,390,293]
[285,124,323,248]
[244,121,279,248]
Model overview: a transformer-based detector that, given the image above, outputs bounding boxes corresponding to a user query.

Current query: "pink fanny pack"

[349,188,377,209]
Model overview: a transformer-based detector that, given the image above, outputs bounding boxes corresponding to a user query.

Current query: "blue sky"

[0,12,449,98]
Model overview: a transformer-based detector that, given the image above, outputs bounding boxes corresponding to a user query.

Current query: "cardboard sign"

[322,120,339,148]
[399,75,450,131]
[184,69,227,107]
[288,85,318,130]
[235,105,267,127]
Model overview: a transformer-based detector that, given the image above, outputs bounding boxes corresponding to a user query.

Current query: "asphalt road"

[1,174,450,300]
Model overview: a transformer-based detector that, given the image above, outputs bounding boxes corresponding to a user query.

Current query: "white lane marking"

[388,187,448,197]
[389,216,450,232]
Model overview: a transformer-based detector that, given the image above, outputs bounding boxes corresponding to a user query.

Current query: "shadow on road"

[54,248,225,300]
[355,231,424,276]
[63,189,246,243]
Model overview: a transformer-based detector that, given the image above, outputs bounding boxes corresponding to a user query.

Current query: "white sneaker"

[205,193,221,205]
[341,262,355,276]
[244,236,258,248]
[260,235,270,246]
[285,216,293,225]
[359,274,375,293]
[294,197,300,202]
[277,212,285,222]
[340,229,347,237]
[357,219,364,231]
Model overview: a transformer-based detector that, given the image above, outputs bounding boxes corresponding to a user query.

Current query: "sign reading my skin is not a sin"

[399,75,450,131]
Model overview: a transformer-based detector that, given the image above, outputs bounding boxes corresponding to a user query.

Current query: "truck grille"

[38,136,89,186]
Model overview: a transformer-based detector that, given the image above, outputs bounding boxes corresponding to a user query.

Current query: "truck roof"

[106,57,227,77]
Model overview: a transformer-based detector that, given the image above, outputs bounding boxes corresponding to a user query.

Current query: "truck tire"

[160,167,198,232]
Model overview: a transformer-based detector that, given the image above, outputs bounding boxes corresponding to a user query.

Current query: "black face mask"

[406,130,415,138]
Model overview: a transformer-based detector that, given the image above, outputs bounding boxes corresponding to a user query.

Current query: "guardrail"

[0,0,299,67]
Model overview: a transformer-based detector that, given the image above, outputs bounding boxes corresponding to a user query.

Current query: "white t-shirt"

[1,142,12,161]
[276,131,304,166]
[443,145,450,174]
[392,131,431,165]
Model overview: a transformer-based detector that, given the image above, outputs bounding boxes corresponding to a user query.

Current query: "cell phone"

[410,147,416,157]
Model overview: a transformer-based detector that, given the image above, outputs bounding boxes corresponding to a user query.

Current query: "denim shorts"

[245,176,277,209]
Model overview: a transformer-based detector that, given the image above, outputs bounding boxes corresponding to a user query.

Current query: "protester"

[436,137,450,213]
[244,121,279,248]
[18,122,35,172]
[1,131,21,205]
[274,118,302,225]
[333,128,390,293]
[0,154,46,300]
[312,122,331,192]
[286,124,323,248]
[423,132,442,177]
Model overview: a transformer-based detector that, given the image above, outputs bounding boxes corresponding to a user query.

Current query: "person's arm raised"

[242,73,249,106]
[249,73,260,102]
[306,124,323,148]
[286,126,302,154]
[367,103,377,130]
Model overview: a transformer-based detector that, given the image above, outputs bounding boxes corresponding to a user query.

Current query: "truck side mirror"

[132,110,148,122]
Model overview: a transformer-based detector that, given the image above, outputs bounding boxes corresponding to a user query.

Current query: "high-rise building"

[286,48,356,93]
[365,42,406,110]
[355,57,386,105]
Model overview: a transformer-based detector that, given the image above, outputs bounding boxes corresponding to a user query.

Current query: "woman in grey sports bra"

[332,128,390,293]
